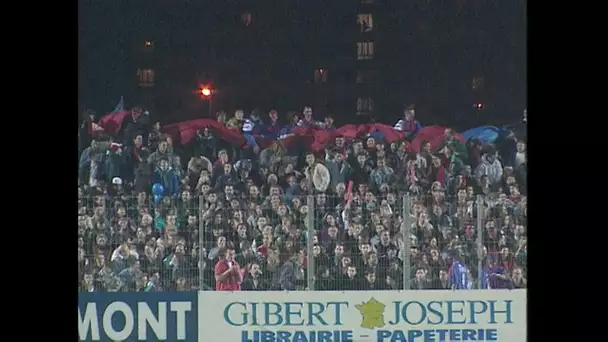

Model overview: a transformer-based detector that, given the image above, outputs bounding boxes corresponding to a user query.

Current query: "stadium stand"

[78,106,527,292]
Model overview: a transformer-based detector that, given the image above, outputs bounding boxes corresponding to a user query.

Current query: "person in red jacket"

[214,245,243,291]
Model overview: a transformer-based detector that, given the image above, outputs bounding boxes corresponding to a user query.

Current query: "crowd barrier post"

[401,194,412,290]
[306,194,315,291]
[198,195,206,290]
[476,194,485,289]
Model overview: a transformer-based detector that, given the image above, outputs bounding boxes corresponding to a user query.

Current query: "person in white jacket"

[475,148,503,185]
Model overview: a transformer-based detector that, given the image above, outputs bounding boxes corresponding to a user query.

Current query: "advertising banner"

[199,290,526,342]
[78,292,198,342]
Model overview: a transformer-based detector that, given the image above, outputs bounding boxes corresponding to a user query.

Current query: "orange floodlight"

[201,87,212,97]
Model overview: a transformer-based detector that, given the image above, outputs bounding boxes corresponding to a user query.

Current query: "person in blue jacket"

[154,159,180,198]
[279,112,299,139]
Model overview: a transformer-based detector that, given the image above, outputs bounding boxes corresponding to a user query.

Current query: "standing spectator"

[226,109,245,129]
[167,243,193,284]
[148,122,163,150]
[496,131,518,167]
[148,141,174,168]
[263,110,283,140]
[393,104,421,139]
[242,262,267,291]
[483,256,512,289]
[297,106,318,128]
[214,163,237,191]
[514,140,526,169]
[134,160,153,194]
[122,107,150,146]
[118,256,140,291]
[79,109,104,152]
[370,159,394,191]
[125,135,149,183]
[279,111,299,138]
[448,255,470,290]
[467,139,483,170]
[214,246,242,291]
[475,146,503,185]
[278,249,298,291]
[79,140,100,184]
[154,159,180,199]
[104,142,124,182]
[194,127,217,161]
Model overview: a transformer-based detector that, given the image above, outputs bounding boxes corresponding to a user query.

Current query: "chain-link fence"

[78,185,527,292]
[78,191,202,292]
[198,191,527,291]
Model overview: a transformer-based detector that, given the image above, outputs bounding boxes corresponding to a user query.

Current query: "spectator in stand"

[475,146,503,186]
[78,104,527,293]
[279,112,299,139]
[297,106,326,128]
[242,109,263,153]
[148,141,174,168]
[79,110,104,152]
[154,159,180,199]
[122,107,150,146]
[214,245,243,291]
[262,110,283,140]
[324,115,336,131]
[241,262,267,290]
[393,104,422,139]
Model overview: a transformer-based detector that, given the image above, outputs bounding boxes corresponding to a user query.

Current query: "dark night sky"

[78,0,526,127]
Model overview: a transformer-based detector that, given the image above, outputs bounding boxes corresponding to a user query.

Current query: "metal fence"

[199,192,526,291]
[78,192,203,292]
[77,189,527,292]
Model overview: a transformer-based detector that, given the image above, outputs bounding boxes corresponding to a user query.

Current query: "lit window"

[242,12,252,26]
[472,76,485,90]
[314,69,328,83]
[357,42,374,60]
[357,14,373,32]
[357,97,374,115]
[144,40,153,47]
[137,68,155,87]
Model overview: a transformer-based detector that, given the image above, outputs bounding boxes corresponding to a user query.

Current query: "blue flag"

[113,96,124,112]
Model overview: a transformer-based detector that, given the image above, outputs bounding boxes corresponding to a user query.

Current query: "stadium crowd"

[78,105,527,292]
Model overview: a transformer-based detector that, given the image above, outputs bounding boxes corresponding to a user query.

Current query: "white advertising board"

[198,289,526,342]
